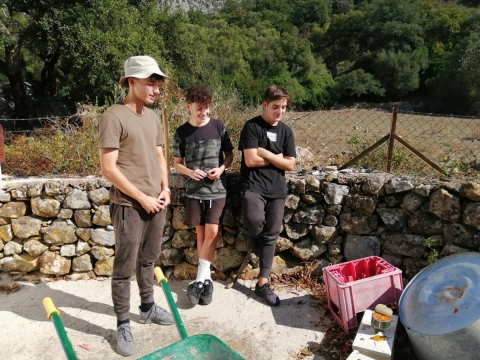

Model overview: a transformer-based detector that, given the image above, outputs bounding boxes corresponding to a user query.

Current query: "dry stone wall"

[1,169,480,281]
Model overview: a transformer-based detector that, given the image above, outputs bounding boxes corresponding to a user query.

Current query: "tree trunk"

[41,49,62,96]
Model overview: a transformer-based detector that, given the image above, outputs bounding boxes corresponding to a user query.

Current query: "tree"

[335,69,385,98]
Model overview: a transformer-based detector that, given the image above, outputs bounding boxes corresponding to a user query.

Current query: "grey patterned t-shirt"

[173,118,233,200]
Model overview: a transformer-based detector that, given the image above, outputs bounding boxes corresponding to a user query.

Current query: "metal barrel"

[43,297,77,360]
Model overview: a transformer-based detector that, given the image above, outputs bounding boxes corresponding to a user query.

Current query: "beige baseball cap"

[119,55,167,88]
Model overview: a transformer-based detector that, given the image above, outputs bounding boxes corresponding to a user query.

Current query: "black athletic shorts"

[185,197,226,226]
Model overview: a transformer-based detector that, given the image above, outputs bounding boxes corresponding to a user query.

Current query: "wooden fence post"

[162,108,170,168]
[386,107,397,172]
[0,125,4,180]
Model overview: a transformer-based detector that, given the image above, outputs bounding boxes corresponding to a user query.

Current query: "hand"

[206,166,224,180]
[158,191,170,209]
[189,168,207,181]
[140,195,164,214]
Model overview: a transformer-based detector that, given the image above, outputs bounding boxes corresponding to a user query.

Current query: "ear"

[128,77,135,87]
[262,101,267,109]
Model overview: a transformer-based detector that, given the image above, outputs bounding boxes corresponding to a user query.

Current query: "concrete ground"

[0,272,328,360]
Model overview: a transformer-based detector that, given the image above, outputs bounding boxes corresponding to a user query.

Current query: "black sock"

[140,302,154,312]
[117,319,130,327]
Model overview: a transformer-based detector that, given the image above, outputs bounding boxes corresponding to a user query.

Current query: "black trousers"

[241,191,285,278]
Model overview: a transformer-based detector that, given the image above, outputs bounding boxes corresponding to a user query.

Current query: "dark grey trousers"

[109,203,166,321]
[241,191,285,278]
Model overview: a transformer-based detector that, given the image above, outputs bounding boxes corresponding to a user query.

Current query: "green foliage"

[424,238,439,264]
[0,0,479,115]
[335,69,385,98]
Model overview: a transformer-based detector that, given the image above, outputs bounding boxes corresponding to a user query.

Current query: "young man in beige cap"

[98,55,173,356]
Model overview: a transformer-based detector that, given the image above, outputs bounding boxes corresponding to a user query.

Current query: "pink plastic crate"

[323,256,403,333]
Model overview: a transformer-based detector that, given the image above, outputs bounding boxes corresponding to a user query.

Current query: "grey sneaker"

[255,282,280,306]
[138,304,174,325]
[116,323,136,356]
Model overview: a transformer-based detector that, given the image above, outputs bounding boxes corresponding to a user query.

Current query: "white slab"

[347,350,380,360]
[352,309,398,360]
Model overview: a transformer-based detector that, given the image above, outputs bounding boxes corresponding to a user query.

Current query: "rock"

[401,192,427,214]
[323,214,338,227]
[60,244,76,257]
[463,203,480,230]
[403,258,429,279]
[460,182,480,201]
[31,197,61,217]
[289,179,306,194]
[0,224,13,242]
[292,205,324,225]
[221,206,236,227]
[311,225,337,244]
[385,178,414,194]
[24,239,48,256]
[234,229,250,252]
[173,262,197,280]
[408,211,444,235]
[284,223,311,240]
[45,181,65,196]
[90,246,114,260]
[172,206,190,230]
[305,176,321,192]
[346,195,377,215]
[275,236,293,252]
[94,257,114,276]
[440,242,470,257]
[344,235,381,261]
[212,247,244,271]
[76,228,92,241]
[91,229,115,246]
[74,210,92,227]
[381,251,403,267]
[4,240,23,255]
[381,234,425,258]
[39,251,71,275]
[376,208,408,231]
[72,254,93,272]
[160,245,185,266]
[340,213,377,235]
[289,238,326,261]
[76,241,91,256]
[429,189,460,222]
[184,247,198,265]
[63,189,90,209]
[322,183,349,204]
[43,222,76,245]
[444,223,479,249]
[11,217,43,239]
[57,209,73,219]
[172,229,196,248]
[92,205,111,226]
[0,202,27,218]
[0,254,39,272]
[88,187,110,205]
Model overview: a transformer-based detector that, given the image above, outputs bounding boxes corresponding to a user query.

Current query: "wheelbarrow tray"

[145,267,244,360]
[138,333,244,360]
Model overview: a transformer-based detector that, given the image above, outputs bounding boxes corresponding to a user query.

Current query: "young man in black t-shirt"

[173,85,234,306]
[238,85,296,306]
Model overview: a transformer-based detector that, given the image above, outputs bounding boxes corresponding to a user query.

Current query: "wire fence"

[1,107,480,178]
[282,108,480,177]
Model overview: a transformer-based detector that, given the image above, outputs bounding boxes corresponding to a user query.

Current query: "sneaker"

[255,282,280,306]
[199,279,213,305]
[138,304,174,325]
[116,323,136,356]
[186,281,204,306]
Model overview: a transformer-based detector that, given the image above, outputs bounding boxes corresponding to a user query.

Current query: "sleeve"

[238,121,259,150]
[172,129,185,158]
[221,123,234,152]
[283,127,296,158]
[98,111,122,149]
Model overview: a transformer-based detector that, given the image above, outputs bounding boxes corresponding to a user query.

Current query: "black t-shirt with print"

[173,118,233,200]
[238,116,296,199]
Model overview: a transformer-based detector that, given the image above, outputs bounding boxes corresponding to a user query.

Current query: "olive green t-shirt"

[98,103,165,207]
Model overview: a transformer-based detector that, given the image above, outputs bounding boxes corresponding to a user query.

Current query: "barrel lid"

[399,252,480,336]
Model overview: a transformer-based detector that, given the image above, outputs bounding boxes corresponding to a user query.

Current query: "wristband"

[162,187,171,193]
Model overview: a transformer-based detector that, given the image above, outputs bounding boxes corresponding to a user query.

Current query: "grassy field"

[282,108,480,177]
[2,104,479,179]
